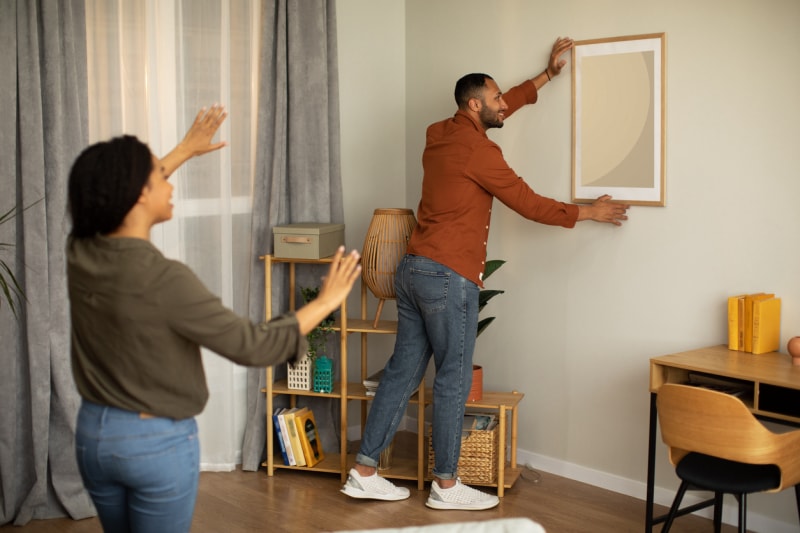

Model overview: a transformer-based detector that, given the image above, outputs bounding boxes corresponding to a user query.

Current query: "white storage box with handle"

[272,223,345,260]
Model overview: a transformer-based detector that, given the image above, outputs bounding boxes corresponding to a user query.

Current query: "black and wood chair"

[657,383,800,532]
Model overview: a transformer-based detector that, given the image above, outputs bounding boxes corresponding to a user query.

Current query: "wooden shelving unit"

[261,254,523,495]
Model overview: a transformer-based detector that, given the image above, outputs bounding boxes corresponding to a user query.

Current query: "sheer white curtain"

[85,0,261,470]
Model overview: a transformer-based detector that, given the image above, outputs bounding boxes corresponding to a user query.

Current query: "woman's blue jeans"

[75,400,199,533]
[356,254,479,479]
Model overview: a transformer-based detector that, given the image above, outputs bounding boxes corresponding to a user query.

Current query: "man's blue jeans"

[356,254,479,479]
[75,400,199,533]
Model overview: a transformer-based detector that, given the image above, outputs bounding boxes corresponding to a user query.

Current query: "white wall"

[338,0,800,528]
[337,0,406,364]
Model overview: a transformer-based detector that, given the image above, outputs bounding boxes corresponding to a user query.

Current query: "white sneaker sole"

[341,483,410,501]
[425,496,500,510]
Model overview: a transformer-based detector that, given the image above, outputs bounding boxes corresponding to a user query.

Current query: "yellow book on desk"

[752,297,781,355]
[727,294,747,350]
[744,293,774,353]
[294,409,325,467]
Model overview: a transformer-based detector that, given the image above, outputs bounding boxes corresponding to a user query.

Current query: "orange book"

[294,409,325,467]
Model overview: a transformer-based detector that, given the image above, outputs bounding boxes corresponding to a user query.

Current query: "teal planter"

[313,356,333,393]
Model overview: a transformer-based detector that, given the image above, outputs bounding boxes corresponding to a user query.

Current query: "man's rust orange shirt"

[407,79,579,287]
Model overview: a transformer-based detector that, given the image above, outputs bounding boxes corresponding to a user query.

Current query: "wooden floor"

[1,466,739,533]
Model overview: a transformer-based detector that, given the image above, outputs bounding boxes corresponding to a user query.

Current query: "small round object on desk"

[787,336,800,365]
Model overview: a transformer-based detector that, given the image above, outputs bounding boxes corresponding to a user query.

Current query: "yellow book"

[283,408,307,466]
[743,293,774,352]
[752,297,781,355]
[737,297,746,350]
[294,409,325,467]
[727,294,747,350]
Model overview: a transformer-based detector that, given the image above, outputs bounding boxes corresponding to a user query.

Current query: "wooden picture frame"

[572,33,666,206]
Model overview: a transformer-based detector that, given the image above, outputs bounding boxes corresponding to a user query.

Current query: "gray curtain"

[241,0,343,471]
[0,0,94,526]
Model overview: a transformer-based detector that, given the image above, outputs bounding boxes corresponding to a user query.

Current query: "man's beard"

[479,106,504,129]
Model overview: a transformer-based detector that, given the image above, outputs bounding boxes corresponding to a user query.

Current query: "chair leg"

[713,492,723,533]
[661,480,689,533]
[737,493,747,533]
[795,484,800,525]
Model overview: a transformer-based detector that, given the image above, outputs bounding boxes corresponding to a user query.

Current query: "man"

[341,37,629,510]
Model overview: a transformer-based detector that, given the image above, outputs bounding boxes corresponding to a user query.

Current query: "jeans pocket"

[410,267,450,313]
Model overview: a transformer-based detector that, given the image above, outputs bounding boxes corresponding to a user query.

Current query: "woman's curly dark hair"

[68,135,153,238]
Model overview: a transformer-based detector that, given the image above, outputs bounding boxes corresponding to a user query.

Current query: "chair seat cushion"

[676,452,781,494]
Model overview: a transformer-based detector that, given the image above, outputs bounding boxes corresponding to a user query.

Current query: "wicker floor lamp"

[361,208,417,328]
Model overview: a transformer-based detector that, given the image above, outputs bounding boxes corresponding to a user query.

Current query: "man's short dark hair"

[454,73,493,109]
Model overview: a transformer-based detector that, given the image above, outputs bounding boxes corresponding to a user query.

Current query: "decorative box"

[287,354,313,390]
[273,223,345,260]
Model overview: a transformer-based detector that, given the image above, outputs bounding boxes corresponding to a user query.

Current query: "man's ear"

[468,97,482,112]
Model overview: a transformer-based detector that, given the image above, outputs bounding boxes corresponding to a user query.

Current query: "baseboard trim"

[519,449,796,533]
[344,421,796,532]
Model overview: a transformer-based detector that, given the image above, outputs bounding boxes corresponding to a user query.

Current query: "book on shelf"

[283,407,307,466]
[272,407,290,466]
[363,368,384,396]
[276,408,296,465]
[294,409,325,467]
[752,296,781,355]
[461,413,497,437]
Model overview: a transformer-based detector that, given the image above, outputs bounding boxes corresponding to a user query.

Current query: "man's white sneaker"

[341,468,411,501]
[425,478,499,510]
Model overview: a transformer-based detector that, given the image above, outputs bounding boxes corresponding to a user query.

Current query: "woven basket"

[427,422,499,485]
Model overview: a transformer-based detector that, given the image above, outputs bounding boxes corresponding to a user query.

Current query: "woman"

[66,105,360,532]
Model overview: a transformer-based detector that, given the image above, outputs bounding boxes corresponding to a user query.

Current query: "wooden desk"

[645,345,800,532]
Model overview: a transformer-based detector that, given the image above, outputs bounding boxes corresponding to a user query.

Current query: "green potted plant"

[1,205,25,319]
[469,259,505,402]
[300,286,335,359]
[299,286,336,393]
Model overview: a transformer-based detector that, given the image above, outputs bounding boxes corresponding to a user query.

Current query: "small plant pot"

[467,364,483,402]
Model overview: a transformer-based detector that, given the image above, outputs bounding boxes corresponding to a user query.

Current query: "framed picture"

[572,33,666,206]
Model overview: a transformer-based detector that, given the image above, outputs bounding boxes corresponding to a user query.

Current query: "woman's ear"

[132,182,153,213]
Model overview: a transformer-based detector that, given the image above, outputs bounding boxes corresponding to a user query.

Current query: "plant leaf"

[0,198,42,321]
[477,316,496,337]
[0,198,44,226]
[482,259,505,282]
[478,289,504,312]
[0,205,17,224]
[0,260,22,319]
